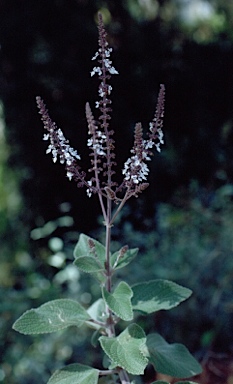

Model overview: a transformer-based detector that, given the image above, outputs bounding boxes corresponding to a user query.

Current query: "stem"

[99,369,117,376]
[93,146,107,222]
[105,196,116,337]
[118,369,131,384]
[110,190,130,225]
[105,191,112,291]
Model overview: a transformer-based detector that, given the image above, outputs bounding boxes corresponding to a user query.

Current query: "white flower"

[107,85,112,95]
[105,48,112,57]
[155,143,161,152]
[86,180,92,197]
[43,133,49,140]
[149,122,154,132]
[98,85,105,97]
[109,66,119,75]
[91,66,102,77]
[157,128,164,144]
[66,171,73,181]
[91,51,99,60]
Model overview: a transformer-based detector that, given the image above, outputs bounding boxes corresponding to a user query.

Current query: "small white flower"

[105,48,112,57]
[91,51,99,60]
[157,128,164,144]
[91,67,102,77]
[43,134,49,140]
[132,175,139,184]
[107,85,112,95]
[155,144,161,152]
[66,171,73,181]
[98,87,105,97]
[144,139,154,150]
[149,122,153,132]
[109,66,119,75]
[86,180,92,197]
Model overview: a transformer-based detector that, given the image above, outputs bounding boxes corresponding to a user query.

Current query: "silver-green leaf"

[147,333,202,378]
[151,381,199,384]
[102,281,133,321]
[99,324,148,375]
[85,299,107,331]
[13,299,90,334]
[74,256,105,273]
[73,234,105,265]
[132,279,192,314]
[47,363,99,384]
[150,381,169,384]
[111,248,138,270]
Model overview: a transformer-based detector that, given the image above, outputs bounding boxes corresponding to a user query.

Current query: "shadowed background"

[1,1,233,383]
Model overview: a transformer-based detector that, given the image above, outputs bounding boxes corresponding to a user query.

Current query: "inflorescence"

[36,12,165,203]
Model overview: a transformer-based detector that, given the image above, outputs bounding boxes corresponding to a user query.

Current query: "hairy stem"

[118,369,131,384]
[110,190,131,225]
[105,196,116,337]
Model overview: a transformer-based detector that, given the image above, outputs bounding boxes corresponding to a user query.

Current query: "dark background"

[1,1,233,383]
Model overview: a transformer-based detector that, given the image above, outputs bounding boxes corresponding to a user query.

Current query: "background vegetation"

[1,0,233,383]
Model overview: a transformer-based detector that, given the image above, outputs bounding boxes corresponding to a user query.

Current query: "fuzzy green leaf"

[102,282,133,321]
[175,382,200,384]
[87,299,106,322]
[147,333,202,378]
[73,234,105,265]
[151,382,199,384]
[111,248,138,270]
[150,381,169,384]
[73,234,106,283]
[13,299,90,334]
[99,324,148,375]
[74,256,104,273]
[47,363,99,384]
[131,279,192,314]
[86,299,106,331]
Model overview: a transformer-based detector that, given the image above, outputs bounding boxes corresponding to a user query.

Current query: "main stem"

[105,196,115,337]
[104,196,131,384]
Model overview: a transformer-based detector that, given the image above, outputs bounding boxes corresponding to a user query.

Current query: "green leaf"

[151,382,199,384]
[175,382,200,384]
[99,323,148,375]
[102,282,133,321]
[86,299,106,330]
[47,363,99,384]
[111,248,138,270]
[146,333,202,378]
[150,381,169,384]
[131,279,192,314]
[74,256,105,273]
[13,299,90,334]
[73,234,105,265]
[73,234,106,283]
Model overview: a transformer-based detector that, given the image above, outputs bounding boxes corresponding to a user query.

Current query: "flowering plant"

[13,13,202,384]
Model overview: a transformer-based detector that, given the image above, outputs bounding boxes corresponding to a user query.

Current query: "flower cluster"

[122,123,150,186]
[36,12,165,205]
[122,84,165,194]
[36,96,86,185]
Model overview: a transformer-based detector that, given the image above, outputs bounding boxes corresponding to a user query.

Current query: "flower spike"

[37,13,165,211]
[36,96,86,185]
